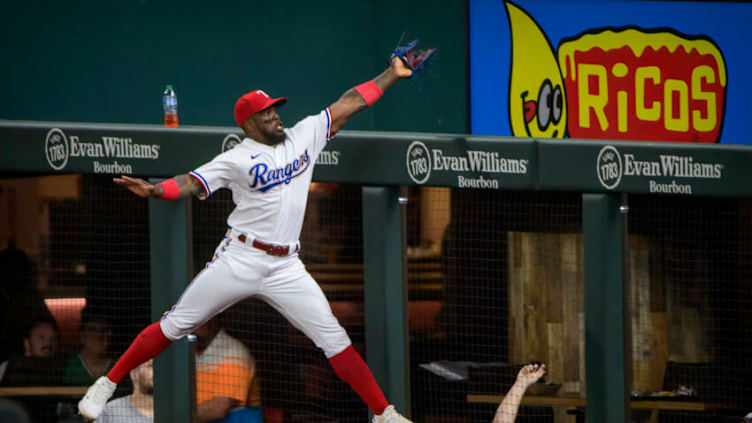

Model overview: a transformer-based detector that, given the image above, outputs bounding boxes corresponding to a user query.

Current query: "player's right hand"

[113,175,155,198]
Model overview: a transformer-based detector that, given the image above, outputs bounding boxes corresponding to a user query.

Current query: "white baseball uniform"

[159,108,352,357]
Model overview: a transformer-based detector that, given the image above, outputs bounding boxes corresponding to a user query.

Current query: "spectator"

[64,307,113,385]
[82,317,260,423]
[0,318,62,423]
[0,246,53,364]
[493,363,547,423]
[95,359,153,423]
[194,317,261,423]
[22,319,58,358]
[0,317,60,383]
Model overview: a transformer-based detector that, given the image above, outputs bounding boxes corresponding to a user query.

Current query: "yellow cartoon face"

[506,1,567,138]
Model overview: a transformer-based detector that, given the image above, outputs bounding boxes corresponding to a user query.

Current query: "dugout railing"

[1,120,751,423]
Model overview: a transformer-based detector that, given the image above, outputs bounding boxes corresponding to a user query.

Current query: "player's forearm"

[329,67,400,134]
[493,383,528,423]
[372,67,401,93]
[151,174,199,200]
[338,67,399,106]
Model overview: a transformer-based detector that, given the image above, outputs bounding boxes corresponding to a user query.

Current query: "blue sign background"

[470,0,752,144]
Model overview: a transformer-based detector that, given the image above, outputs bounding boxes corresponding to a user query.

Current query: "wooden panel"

[648,238,665,313]
[630,236,652,391]
[506,231,694,399]
[37,174,81,199]
[522,233,546,362]
[576,235,586,394]
[546,235,563,324]
[508,232,524,364]
[561,234,581,390]
[508,231,584,397]
[547,322,564,384]
[649,312,668,390]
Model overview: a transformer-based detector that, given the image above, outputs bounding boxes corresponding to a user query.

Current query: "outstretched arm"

[327,57,413,137]
[493,363,546,423]
[113,174,201,200]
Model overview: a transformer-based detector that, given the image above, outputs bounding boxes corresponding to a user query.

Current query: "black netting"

[0,175,150,422]
[4,172,751,423]
[627,195,752,423]
[409,188,583,423]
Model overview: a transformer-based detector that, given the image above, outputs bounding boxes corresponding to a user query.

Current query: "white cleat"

[373,405,412,423]
[78,376,117,420]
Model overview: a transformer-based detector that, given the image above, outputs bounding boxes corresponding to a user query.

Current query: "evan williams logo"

[597,144,724,193]
[222,134,242,152]
[597,146,623,189]
[407,140,529,186]
[44,128,160,171]
[46,128,69,170]
[406,141,431,184]
[316,150,340,166]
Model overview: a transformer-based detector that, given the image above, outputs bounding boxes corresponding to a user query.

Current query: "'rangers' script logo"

[597,145,623,190]
[406,141,431,184]
[249,149,310,192]
[45,128,69,170]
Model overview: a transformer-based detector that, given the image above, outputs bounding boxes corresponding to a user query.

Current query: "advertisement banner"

[470,0,752,144]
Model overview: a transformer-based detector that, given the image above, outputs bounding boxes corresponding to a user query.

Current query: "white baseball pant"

[159,233,352,358]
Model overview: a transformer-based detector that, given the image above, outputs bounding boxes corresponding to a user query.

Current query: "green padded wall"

[0,0,467,133]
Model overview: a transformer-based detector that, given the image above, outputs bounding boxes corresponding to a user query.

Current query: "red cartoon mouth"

[524,100,537,123]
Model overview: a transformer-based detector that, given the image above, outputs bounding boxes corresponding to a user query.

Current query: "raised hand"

[390,37,436,79]
[390,56,415,79]
[113,175,155,198]
[516,363,547,389]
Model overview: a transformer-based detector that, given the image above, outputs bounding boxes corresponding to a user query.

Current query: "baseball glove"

[391,37,436,78]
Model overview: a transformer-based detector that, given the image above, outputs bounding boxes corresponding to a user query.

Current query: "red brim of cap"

[234,96,288,127]
[261,97,287,112]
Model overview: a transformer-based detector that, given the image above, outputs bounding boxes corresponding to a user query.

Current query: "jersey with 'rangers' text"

[189,108,332,244]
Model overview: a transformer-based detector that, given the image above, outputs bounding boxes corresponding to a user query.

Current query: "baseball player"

[78,54,422,422]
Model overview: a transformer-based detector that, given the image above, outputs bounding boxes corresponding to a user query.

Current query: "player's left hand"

[390,56,414,79]
[390,37,436,79]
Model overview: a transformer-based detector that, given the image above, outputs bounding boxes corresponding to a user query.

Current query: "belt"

[237,234,299,257]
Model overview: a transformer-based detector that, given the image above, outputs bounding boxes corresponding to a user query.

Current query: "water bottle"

[163,85,178,127]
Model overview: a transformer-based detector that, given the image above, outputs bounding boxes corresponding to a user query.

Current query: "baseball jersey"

[189,109,332,245]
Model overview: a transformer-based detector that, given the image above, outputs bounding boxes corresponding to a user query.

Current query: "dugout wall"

[1,121,751,422]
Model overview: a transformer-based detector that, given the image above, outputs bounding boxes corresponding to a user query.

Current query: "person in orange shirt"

[193,317,260,423]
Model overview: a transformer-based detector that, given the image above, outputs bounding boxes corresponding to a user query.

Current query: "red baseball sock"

[329,345,389,415]
[106,322,172,383]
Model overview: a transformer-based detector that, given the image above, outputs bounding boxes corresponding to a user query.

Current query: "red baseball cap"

[233,90,287,127]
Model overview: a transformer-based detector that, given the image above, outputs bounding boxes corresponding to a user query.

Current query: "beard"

[140,381,154,395]
[267,130,286,145]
